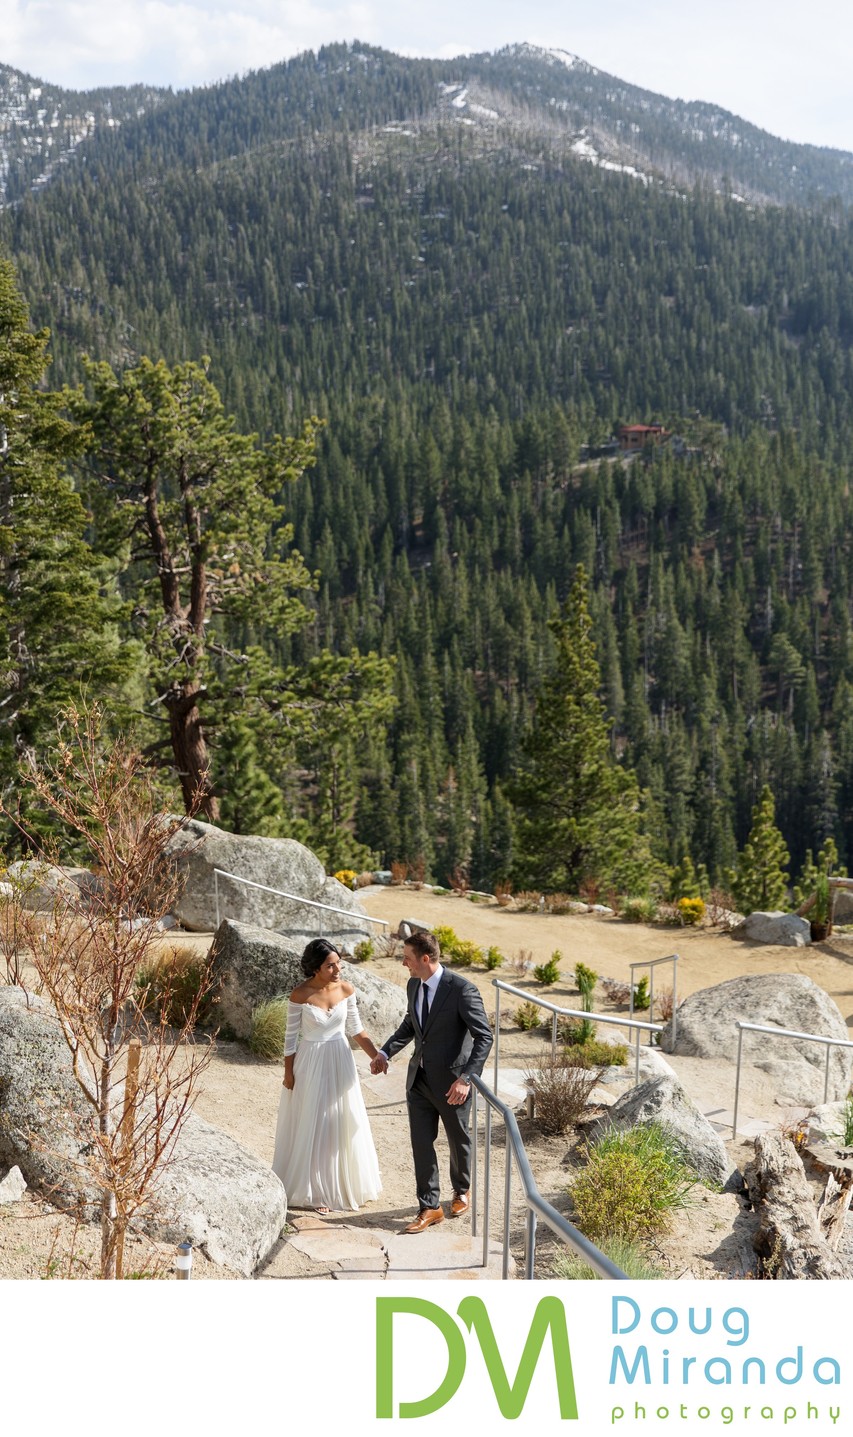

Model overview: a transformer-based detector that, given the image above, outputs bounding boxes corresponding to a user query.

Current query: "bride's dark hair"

[301,938,340,978]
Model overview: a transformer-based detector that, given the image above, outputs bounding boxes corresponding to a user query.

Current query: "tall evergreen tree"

[510,565,657,894]
[0,258,133,835]
[728,784,790,913]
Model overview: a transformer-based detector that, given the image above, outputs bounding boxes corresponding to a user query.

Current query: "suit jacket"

[382,968,493,1096]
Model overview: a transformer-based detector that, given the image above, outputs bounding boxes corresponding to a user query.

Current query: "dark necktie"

[420,982,430,1028]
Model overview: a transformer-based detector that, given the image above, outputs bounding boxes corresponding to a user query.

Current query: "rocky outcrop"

[0,1165,27,1204]
[147,1110,287,1275]
[163,818,373,941]
[732,911,811,946]
[210,918,406,1043]
[589,1071,732,1187]
[0,985,289,1272]
[660,972,852,1105]
[4,861,101,913]
[0,987,95,1204]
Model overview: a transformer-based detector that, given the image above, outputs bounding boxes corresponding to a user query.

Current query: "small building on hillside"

[618,423,669,452]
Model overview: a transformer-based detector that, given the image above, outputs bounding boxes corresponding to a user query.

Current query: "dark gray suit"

[381,968,492,1210]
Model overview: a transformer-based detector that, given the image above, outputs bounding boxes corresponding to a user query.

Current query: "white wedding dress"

[272,993,382,1211]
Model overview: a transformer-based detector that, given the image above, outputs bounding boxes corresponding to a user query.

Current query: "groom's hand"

[446,1078,471,1106]
[371,1052,389,1075]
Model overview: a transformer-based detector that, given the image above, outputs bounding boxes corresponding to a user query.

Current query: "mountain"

[1,42,852,211]
[2,41,853,889]
[0,62,167,205]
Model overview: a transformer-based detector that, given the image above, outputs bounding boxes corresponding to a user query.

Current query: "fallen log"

[742,1132,851,1279]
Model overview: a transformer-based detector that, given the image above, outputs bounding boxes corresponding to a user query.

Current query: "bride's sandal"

[314,1205,331,1216]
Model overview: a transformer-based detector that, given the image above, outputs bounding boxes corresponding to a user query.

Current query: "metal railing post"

[214,869,220,930]
[551,1009,558,1061]
[634,1025,641,1083]
[732,1025,745,1138]
[483,1105,492,1270]
[493,986,501,1091]
[525,1208,537,1280]
[672,961,678,1047]
[824,1045,832,1105]
[471,1085,478,1240]
[502,1146,513,1282]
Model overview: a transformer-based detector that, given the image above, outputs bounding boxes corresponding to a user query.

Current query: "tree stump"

[743,1132,851,1279]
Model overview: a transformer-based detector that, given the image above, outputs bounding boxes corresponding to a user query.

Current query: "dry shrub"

[135,948,215,1028]
[525,1053,605,1135]
[655,986,677,1023]
[600,976,631,1007]
[356,871,375,888]
[390,861,409,885]
[514,891,544,912]
[509,949,533,979]
[706,887,737,927]
[544,893,575,915]
[449,865,470,895]
[494,882,513,907]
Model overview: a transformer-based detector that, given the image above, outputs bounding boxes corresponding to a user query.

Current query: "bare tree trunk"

[743,1132,851,1279]
[166,681,218,820]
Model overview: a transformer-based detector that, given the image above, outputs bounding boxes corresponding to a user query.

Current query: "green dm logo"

[376,1295,579,1420]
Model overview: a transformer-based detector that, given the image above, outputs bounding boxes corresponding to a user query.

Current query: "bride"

[272,938,382,1214]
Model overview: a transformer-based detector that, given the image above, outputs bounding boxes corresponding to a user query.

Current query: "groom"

[371,930,492,1233]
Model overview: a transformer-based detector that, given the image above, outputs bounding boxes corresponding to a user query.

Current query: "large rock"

[147,1109,287,1276]
[4,861,93,913]
[660,973,852,1105]
[0,986,288,1273]
[0,987,95,1204]
[590,1072,732,1187]
[732,911,810,946]
[210,918,407,1043]
[163,818,373,942]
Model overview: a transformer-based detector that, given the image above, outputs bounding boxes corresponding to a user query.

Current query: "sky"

[3,0,853,153]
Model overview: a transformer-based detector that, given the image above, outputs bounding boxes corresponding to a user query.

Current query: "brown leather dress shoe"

[404,1206,445,1233]
[450,1192,470,1217]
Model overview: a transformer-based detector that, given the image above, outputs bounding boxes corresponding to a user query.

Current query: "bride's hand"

[283,1072,295,1090]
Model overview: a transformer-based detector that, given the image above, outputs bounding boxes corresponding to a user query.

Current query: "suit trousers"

[408,1067,472,1210]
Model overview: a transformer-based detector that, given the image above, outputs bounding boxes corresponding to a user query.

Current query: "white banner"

[1,1279,846,1435]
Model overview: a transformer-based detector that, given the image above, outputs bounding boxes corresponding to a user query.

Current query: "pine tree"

[509,565,657,895]
[0,258,135,836]
[728,784,790,913]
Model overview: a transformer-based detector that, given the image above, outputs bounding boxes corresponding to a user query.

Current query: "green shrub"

[574,961,598,998]
[621,897,658,924]
[352,938,375,962]
[552,1237,666,1281]
[533,952,561,986]
[135,949,214,1028]
[484,946,504,971]
[248,998,289,1058]
[565,1038,628,1068]
[570,1123,695,1244]
[633,976,650,1010]
[431,924,483,967]
[514,1000,544,1032]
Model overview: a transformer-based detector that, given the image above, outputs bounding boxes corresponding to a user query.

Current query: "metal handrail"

[491,979,662,1084]
[629,953,679,1045]
[470,1074,626,1279]
[212,867,389,938]
[732,1020,853,1137]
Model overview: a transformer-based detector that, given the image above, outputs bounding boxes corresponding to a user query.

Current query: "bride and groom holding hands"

[272,928,493,1230]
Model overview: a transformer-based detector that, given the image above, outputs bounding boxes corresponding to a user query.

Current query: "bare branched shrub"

[524,1053,605,1135]
[600,976,631,1007]
[10,703,215,1280]
[655,987,679,1023]
[390,861,408,886]
[509,948,533,979]
[493,882,513,908]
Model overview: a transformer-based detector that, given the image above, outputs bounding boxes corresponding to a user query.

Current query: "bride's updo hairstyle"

[301,938,340,979]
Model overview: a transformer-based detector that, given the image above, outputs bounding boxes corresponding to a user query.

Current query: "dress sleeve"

[345,992,364,1038]
[284,1003,302,1056]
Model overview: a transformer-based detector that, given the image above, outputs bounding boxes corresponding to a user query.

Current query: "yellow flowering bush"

[333,869,358,888]
[677,896,705,926]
